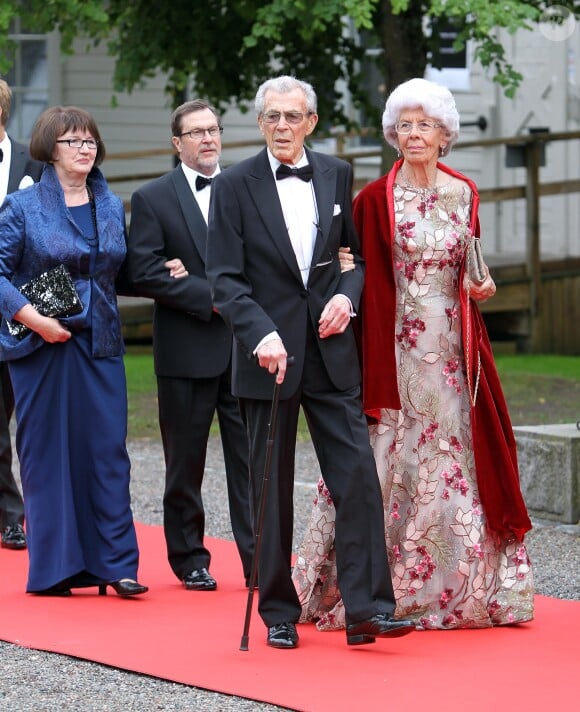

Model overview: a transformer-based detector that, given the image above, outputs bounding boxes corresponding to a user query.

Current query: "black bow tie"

[196,175,213,191]
[0,148,3,163]
[276,163,313,182]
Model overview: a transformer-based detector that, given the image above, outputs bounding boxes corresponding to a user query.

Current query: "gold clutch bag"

[467,237,486,285]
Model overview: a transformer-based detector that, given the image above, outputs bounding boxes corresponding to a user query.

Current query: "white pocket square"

[333,204,341,216]
[18,175,34,190]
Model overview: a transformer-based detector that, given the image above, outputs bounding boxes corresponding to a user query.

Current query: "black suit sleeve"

[127,186,214,320]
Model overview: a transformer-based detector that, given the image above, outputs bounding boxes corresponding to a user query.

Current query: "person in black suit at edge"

[206,75,416,649]
[0,79,43,550]
[127,99,254,591]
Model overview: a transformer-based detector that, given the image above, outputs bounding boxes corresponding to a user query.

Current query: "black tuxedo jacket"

[206,147,365,400]
[6,139,43,193]
[127,166,233,378]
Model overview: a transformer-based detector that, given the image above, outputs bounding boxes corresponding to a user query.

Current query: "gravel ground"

[1,436,578,712]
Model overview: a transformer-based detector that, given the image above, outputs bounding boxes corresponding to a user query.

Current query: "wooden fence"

[110,130,580,354]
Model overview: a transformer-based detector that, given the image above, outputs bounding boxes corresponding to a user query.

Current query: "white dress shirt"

[267,150,318,287]
[0,135,11,204]
[180,162,221,224]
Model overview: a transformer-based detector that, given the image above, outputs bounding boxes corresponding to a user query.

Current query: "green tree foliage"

[0,1,577,126]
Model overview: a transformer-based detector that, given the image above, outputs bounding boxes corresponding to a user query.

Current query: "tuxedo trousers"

[158,369,254,581]
[240,321,396,627]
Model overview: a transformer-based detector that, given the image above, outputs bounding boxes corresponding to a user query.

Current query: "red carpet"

[0,522,578,712]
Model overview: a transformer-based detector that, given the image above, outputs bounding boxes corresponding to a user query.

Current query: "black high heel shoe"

[98,579,148,596]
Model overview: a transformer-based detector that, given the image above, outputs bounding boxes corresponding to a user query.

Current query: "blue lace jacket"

[0,164,127,360]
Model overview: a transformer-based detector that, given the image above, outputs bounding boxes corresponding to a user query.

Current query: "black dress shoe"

[1,523,27,550]
[267,622,299,649]
[98,579,148,596]
[183,568,217,591]
[346,614,416,646]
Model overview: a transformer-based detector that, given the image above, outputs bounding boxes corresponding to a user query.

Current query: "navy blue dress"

[7,200,139,592]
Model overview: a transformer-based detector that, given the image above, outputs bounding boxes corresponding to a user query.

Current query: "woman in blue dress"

[0,106,151,596]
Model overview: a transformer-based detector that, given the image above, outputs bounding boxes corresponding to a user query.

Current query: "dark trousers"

[0,362,24,529]
[240,323,396,627]
[158,369,254,581]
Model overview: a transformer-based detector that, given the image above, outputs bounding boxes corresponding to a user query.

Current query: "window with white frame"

[425,17,471,92]
[4,18,49,140]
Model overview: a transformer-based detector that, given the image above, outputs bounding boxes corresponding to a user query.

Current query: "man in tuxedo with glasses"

[127,99,253,592]
[0,79,43,550]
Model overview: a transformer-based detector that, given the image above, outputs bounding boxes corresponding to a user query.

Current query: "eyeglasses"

[56,138,99,149]
[395,121,441,135]
[179,126,223,139]
[261,111,312,125]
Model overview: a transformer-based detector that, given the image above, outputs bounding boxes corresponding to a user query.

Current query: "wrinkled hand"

[465,265,496,302]
[338,246,355,273]
[319,295,351,339]
[256,338,288,384]
[165,258,188,279]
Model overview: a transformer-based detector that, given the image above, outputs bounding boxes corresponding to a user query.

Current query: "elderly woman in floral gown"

[292,78,534,630]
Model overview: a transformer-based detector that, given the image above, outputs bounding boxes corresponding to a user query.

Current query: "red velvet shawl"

[352,159,532,539]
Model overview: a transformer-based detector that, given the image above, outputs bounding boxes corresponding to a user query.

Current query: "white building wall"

[445,23,580,260]
[495,25,580,259]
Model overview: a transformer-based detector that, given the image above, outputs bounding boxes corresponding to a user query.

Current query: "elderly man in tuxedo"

[127,100,254,591]
[0,79,43,550]
[206,75,415,649]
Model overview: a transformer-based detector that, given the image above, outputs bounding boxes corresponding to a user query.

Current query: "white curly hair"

[382,78,460,157]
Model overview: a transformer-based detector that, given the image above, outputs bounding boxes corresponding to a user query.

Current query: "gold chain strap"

[464,196,482,408]
[464,279,481,407]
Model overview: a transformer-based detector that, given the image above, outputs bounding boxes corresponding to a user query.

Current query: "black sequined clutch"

[7,264,83,340]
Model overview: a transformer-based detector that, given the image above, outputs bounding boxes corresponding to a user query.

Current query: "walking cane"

[240,356,294,651]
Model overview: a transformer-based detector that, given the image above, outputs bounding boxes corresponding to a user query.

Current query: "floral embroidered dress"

[292,176,534,630]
